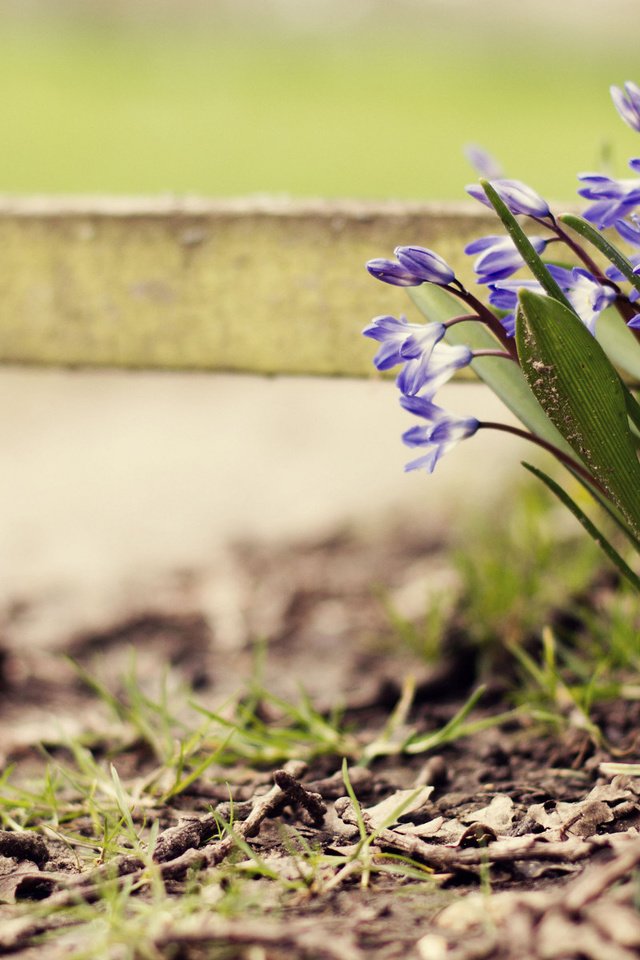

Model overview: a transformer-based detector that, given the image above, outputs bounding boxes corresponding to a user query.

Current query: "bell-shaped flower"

[362,314,446,371]
[397,342,473,397]
[489,268,617,336]
[611,82,640,133]
[366,258,424,286]
[394,246,456,285]
[548,266,618,335]
[464,144,504,179]
[399,396,479,473]
[487,279,543,335]
[615,214,640,247]
[466,179,551,218]
[605,241,640,301]
[578,160,640,227]
[465,234,549,284]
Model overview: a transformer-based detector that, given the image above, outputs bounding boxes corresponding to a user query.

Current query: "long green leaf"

[554,215,640,430]
[596,306,640,380]
[559,214,640,298]
[516,289,640,537]
[409,284,573,454]
[480,180,574,310]
[522,462,640,592]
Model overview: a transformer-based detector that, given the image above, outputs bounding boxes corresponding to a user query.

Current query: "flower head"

[362,314,446,371]
[366,246,456,288]
[464,144,504,179]
[466,179,551,218]
[465,234,549,284]
[577,160,640,227]
[394,246,456,285]
[397,341,473,397]
[489,267,616,336]
[487,279,542,335]
[366,258,424,286]
[548,265,618,334]
[611,81,640,132]
[614,214,640,248]
[399,396,479,473]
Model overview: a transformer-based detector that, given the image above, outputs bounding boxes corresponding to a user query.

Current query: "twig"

[0,761,314,954]
[564,836,640,912]
[152,916,362,960]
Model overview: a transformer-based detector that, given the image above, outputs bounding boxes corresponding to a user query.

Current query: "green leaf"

[516,289,640,537]
[409,284,573,454]
[522,462,640,592]
[596,306,640,381]
[559,214,640,299]
[480,180,574,311]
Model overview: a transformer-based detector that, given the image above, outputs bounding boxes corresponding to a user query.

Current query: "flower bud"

[394,246,456,285]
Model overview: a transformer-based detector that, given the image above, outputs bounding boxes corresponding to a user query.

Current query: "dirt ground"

[1,522,640,960]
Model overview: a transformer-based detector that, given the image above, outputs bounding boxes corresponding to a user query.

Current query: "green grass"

[2,479,640,955]
[0,17,638,198]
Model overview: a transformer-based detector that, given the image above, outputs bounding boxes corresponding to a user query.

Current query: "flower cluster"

[363,81,640,477]
[362,257,482,472]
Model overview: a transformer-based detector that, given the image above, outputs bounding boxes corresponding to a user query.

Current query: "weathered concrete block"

[0,197,497,374]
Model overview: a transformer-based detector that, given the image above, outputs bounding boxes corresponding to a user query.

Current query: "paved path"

[0,370,527,603]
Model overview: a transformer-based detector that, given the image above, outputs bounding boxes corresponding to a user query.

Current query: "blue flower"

[489,267,617,336]
[549,266,617,335]
[604,230,640,301]
[394,246,456,285]
[366,258,425,286]
[487,279,542,335]
[614,214,640,247]
[366,247,456,287]
[399,396,479,473]
[464,144,504,179]
[465,234,549,284]
[577,160,640,228]
[397,341,473,397]
[611,82,640,132]
[362,314,446,371]
[466,179,551,218]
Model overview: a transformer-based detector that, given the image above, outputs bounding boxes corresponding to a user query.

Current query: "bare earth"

[1,501,639,958]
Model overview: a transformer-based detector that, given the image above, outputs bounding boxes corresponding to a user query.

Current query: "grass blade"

[522,462,640,592]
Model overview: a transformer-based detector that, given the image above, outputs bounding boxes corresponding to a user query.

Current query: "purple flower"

[466,179,551,218]
[394,246,456,285]
[554,266,617,334]
[366,258,424,286]
[488,279,542,335]
[464,144,504,179]
[489,267,617,336]
[362,314,446,371]
[397,341,473,397]
[611,82,640,132]
[605,253,640,302]
[578,160,640,228]
[465,234,549,284]
[615,214,640,247]
[399,396,479,473]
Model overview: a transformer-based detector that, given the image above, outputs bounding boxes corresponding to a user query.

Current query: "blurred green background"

[0,0,639,199]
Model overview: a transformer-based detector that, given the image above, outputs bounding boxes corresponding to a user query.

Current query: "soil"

[1,524,640,960]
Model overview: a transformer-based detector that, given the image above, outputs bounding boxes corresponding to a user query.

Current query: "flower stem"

[448,284,518,359]
[478,420,609,499]
[473,349,513,360]
[444,313,482,327]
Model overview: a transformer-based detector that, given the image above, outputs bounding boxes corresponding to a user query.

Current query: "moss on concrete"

[0,198,497,375]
